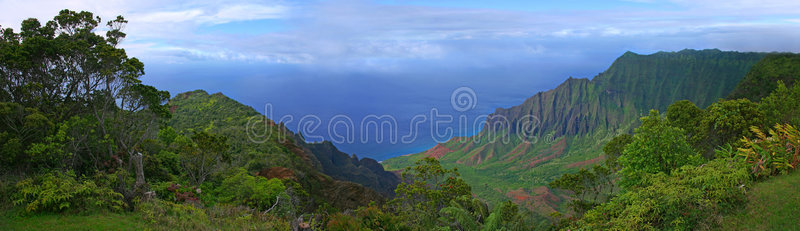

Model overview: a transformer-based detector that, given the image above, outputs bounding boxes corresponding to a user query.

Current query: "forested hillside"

[383,49,766,215]
[167,89,399,200]
[728,53,800,101]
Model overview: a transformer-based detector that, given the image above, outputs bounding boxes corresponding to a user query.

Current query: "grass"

[717,170,800,231]
[0,212,144,231]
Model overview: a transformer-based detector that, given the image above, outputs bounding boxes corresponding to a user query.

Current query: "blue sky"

[2,0,799,160]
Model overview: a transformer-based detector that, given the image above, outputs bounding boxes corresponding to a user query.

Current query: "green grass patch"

[717,170,800,231]
[0,212,144,231]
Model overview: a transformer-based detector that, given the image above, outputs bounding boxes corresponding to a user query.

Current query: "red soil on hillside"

[526,138,567,168]
[423,143,454,159]
[566,155,606,168]
[257,167,296,180]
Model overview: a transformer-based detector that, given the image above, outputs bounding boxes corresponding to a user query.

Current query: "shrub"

[437,196,489,231]
[671,157,751,210]
[139,199,211,230]
[391,157,472,228]
[699,99,765,154]
[12,171,125,213]
[619,110,703,188]
[738,124,800,178]
[482,200,526,231]
[355,204,410,230]
[138,198,292,231]
[326,213,366,231]
[759,81,800,127]
[574,157,750,230]
[216,168,289,214]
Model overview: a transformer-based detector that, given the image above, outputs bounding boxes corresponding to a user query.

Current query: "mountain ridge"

[168,89,399,208]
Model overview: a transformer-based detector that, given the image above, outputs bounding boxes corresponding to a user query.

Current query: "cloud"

[133,4,287,25]
[1,0,798,68]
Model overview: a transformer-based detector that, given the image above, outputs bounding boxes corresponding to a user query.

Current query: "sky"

[2,0,799,160]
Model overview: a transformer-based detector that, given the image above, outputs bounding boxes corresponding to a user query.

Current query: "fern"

[12,171,125,214]
[737,124,800,178]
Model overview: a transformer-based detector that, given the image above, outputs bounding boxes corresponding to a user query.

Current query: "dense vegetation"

[548,79,800,229]
[2,9,799,231]
[382,49,766,215]
[728,53,800,101]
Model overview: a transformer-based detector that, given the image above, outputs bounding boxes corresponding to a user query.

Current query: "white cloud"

[1,0,798,67]
[134,9,204,23]
[132,4,287,25]
[206,4,287,24]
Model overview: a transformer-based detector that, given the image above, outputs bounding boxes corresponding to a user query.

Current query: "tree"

[179,131,230,186]
[699,99,765,157]
[619,110,702,188]
[0,102,53,169]
[550,164,616,217]
[391,157,472,227]
[603,134,633,171]
[112,84,170,192]
[1,10,168,198]
[437,195,488,230]
[759,81,800,128]
[666,100,705,150]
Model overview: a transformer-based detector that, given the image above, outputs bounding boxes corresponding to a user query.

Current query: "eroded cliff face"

[485,49,765,140]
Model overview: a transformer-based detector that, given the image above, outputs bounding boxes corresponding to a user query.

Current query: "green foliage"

[666,100,706,149]
[759,81,800,127]
[619,110,703,188]
[326,213,366,231]
[699,99,765,155]
[737,124,800,178]
[12,171,125,213]
[549,164,616,216]
[437,195,489,231]
[179,131,230,186]
[603,134,632,171]
[354,204,410,230]
[217,168,289,214]
[482,200,526,231]
[138,198,294,231]
[391,157,472,228]
[143,149,181,183]
[0,102,54,169]
[158,126,180,147]
[729,53,800,101]
[137,199,209,230]
[574,157,750,230]
[23,121,69,169]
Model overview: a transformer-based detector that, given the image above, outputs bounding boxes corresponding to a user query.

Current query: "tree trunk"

[132,152,146,192]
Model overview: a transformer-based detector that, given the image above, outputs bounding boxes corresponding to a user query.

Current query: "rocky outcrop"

[294,134,400,197]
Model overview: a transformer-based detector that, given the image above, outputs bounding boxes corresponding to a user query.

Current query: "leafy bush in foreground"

[12,171,125,213]
[573,157,750,230]
[217,168,289,214]
[619,110,703,188]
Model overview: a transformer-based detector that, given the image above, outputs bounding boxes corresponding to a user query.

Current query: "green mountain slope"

[728,53,800,101]
[168,90,398,209]
[382,49,766,215]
